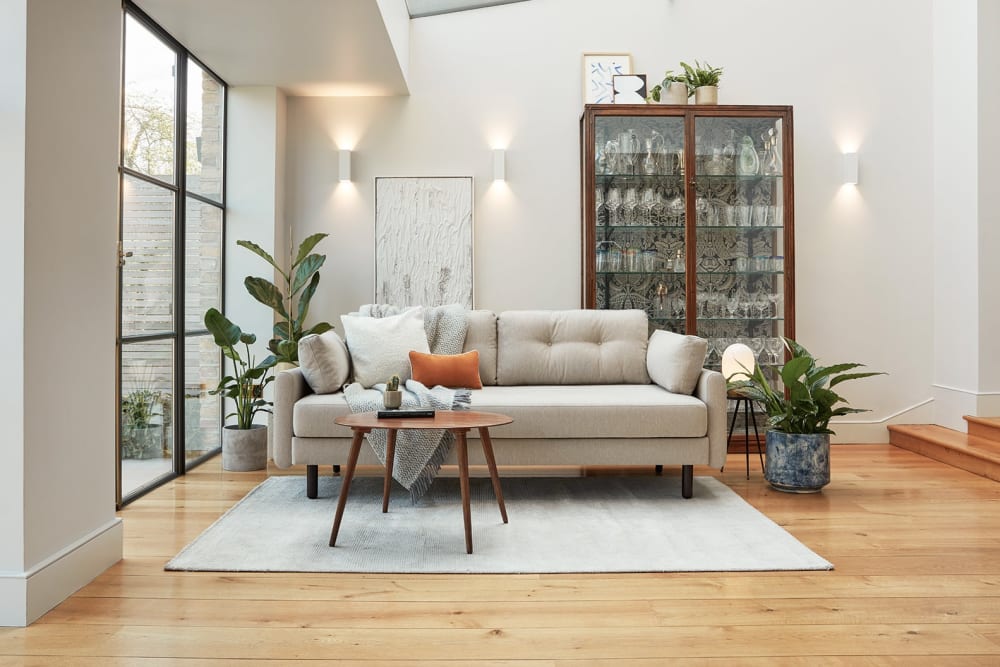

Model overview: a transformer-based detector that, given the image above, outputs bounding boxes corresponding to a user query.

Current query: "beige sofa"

[273,309,727,499]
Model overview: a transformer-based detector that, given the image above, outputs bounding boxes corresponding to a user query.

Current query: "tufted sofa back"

[495,310,650,385]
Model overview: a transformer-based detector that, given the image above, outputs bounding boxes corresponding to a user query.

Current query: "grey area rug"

[166,475,832,573]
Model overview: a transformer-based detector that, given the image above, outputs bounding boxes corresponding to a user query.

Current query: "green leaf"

[204,308,241,348]
[296,271,321,328]
[830,371,886,387]
[239,332,257,345]
[293,233,329,268]
[302,321,334,337]
[290,254,325,296]
[273,321,291,340]
[276,339,297,361]
[244,277,290,320]
[780,356,813,386]
[237,240,288,281]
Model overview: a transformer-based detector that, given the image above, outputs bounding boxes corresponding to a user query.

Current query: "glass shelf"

[596,270,784,276]
[694,174,783,182]
[694,225,783,230]
[597,225,686,230]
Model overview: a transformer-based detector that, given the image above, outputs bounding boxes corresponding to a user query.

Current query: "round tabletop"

[335,410,513,431]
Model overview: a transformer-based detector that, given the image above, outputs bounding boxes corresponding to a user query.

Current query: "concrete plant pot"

[383,389,403,409]
[662,82,688,104]
[694,85,718,104]
[223,424,267,471]
[764,431,830,493]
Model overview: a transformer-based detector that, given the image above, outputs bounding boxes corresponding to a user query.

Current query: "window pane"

[186,59,224,202]
[185,198,222,331]
[122,174,175,336]
[184,335,222,461]
[123,15,176,184]
[121,340,174,496]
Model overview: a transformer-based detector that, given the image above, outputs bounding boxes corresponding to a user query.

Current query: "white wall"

[226,86,287,421]
[285,0,934,442]
[0,0,28,589]
[376,0,410,88]
[1,0,123,626]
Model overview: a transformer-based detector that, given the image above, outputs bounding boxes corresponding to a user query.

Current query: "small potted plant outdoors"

[729,338,883,493]
[384,374,403,409]
[121,387,163,459]
[681,60,723,105]
[647,70,689,105]
[204,307,276,471]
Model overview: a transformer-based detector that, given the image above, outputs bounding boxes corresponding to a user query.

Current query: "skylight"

[405,0,530,19]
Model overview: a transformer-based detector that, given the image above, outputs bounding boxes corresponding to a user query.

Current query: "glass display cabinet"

[581,104,795,389]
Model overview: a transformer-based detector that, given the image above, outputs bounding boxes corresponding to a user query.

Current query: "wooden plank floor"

[2,445,1000,664]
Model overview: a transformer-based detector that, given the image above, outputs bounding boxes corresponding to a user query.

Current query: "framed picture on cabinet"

[582,52,632,104]
[612,74,647,104]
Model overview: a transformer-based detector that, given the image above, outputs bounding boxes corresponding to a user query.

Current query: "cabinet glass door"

[693,115,787,385]
[593,114,687,332]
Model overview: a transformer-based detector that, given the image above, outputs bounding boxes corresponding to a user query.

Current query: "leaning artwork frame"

[374,177,474,308]
[583,52,632,104]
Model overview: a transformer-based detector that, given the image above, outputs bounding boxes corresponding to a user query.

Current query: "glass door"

[118,6,226,505]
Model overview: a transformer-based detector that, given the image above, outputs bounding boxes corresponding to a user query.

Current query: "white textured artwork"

[375,177,474,308]
[583,53,632,104]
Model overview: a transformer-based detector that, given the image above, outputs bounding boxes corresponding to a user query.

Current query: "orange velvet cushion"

[408,350,483,389]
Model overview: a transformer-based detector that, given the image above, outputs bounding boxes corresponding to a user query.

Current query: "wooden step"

[964,415,1000,443]
[888,424,1000,482]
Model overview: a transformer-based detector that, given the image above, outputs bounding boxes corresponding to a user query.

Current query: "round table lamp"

[721,343,756,384]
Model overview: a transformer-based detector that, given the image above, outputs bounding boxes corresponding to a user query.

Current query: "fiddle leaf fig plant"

[729,338,884,435]
[239,233,334,365]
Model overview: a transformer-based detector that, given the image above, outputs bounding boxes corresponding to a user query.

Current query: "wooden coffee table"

[330,410,513,554]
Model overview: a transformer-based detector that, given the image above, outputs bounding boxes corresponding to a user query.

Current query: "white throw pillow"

[646,330,707,395]
[340,309,430,388]
[298,330,351,394]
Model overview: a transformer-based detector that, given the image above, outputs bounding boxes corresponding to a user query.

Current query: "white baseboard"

[0,518,122,626]
[830,398,935,443]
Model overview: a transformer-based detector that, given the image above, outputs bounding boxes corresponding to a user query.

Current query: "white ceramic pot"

[694,85,718,105]
[222,424,267,471]
[662,82,688,105]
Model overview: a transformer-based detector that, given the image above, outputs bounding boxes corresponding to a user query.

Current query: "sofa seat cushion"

[294,392,354,438]
[469,385,706,439]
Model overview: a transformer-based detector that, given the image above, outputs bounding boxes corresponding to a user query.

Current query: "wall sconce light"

[843,152,858,185]
[339,149,352,182]
[493,149,506,181]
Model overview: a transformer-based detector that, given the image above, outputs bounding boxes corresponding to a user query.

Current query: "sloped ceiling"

[133,0,409,96]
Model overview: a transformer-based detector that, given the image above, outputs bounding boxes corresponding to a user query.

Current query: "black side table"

[727,390,764,479]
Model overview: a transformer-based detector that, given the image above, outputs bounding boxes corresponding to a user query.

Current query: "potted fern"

[205,307,276,471]
[239,233,334,367]
[730,338,883,492]
[681,60,723,104]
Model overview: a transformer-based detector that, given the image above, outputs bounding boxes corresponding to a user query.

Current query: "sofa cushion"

[464,309,498,386]
[468,384,706,439]
[293,391,354,438]
[297,330,351,394]
[340,308,430,388]
[646,330,707,395]
[409,350,483,389]
[496,310,651,385]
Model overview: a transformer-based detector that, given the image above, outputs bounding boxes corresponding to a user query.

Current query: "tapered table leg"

[454,428,473,554]
[329,428,366,547]
[382,429,397,513]
[478,427,508,523]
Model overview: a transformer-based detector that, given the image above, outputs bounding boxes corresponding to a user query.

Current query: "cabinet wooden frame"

[580,104,795,345]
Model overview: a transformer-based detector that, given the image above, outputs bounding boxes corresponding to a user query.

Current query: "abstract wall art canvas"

[374,177,474,308]
[583,53,632,104]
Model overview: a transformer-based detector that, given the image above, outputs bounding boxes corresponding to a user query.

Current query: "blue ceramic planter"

[764,431,830,493]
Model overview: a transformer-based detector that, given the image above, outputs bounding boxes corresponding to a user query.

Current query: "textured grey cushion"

[340,308,430,388]
[297,330,351,394]
[291,384,706,440]
[464,309,498,386]
[496,310,650,385]
[646,330,708,395]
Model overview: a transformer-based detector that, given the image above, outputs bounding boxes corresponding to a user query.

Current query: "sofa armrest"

[694,369,727,469]
[273,368,312,468]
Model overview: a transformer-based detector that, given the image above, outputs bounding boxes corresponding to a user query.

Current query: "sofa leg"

[333,464,341,476]
[681,465,693,498]
[655,464,663,476]
[307,465,318,499]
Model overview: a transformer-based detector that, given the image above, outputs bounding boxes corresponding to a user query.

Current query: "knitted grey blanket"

[345,304,471,500]
[343,380,470,502]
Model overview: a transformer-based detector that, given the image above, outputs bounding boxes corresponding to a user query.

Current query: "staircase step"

[888,424,1000,482]
[964,415,1000,444]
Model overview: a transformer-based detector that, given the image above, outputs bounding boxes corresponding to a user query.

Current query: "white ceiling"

[133,0,408,96]
[405,0,529,18]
